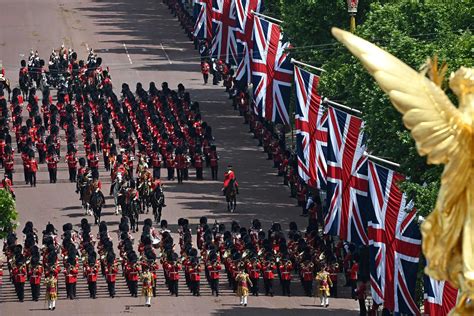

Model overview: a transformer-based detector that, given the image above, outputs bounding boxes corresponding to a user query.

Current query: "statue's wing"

[332,27,469,165]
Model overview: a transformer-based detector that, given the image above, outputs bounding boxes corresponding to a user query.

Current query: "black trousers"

[281,279,291,296]
[169,280,178,296]
[250,277,259,295]
[15,282,25,301]
[107,281,115,297]
[66,282,75,299]
[91,167,99,179]
[30,282,40,301]
[30,172,36,186]
[211,166,218,180]
[196,167,203,180]
[5,170,13,184]
[130,280,138,297]
[191,280,200,296]
[177,169,184,183]
[69,167,77,182]
[303,280,313,296]
[263,278,274,296]
[210,279,219,296]
[359,298,367,316]
[88,281,97,298]
[167,167,174,180]
[153,167,161,179]
[203,73,209,84]
[48,168,57,183]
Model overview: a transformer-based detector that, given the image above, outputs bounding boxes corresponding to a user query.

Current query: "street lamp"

[347,0,359,33]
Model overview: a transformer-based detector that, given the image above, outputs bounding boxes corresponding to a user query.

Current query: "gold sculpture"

[332,27,474,315]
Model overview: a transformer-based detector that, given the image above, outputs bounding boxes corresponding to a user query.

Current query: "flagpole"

[291,59,326,74]
[250,10,283,24]
[322,97,362,115]
[364,152,401,168]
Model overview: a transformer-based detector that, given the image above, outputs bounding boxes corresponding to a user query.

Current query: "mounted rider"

[222,165,239,195]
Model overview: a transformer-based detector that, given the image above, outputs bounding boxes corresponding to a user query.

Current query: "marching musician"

[207,252,221,296]
[28,252,43,301]
[246,255,262,296]
[105,252,118,298]
[261,254,276,297]
[279,257,293,297]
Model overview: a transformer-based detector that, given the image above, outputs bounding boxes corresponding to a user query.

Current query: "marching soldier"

[4,148,14,183]
[28,253,43,301]
[300,260,315,297]
[207,253,221,296]
[46,146,59,183]
[12,254,27,302]
[316,265,333,307]
[201,60,210,84]
[27,153,38,187]
[194,149,204,180]
[262,255,276,296]
[165,252,181,296]
[64,251,79,299]
[189,257,201,296]
[151,148,162,179]
[246,255,261,296]
[65,147,78,182]
[279,257,293,297]
[125,252,140,297]
[209,146,218,180]
[105,252,118,298]
[87,146,100,180]
[85,252,99,299]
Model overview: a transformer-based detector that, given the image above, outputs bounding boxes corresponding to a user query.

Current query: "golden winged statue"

[332,27,474,315]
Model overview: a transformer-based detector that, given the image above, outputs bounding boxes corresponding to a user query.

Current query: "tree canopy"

[0,189,18,239]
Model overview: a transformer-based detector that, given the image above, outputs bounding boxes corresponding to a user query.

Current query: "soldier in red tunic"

[46,146,59,183]
[28,253,43,301]
[279,258,293,297]
[12,254,27,302]
[247,255,262,296]
[65,146,78,182]
[262,255,276,296]
[105,252,118,298]
[201,60,210,84]
[207,253,221,296]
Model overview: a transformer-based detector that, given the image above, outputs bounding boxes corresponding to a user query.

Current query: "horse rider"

[222,165,239,195]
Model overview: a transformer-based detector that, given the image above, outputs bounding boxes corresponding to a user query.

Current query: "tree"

[0,189,18,239]
[318,0,473,216]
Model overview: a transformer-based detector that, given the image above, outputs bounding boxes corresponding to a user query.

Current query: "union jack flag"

[325,107,368,245]
[193,0,213,41]
[211,0,239,64]
[234,0,263,83]
[251,16,293,125]
[294,66,327,189]
[424,276,458,316]
[368,161,421,315]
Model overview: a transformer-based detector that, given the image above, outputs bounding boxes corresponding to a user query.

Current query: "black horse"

[90,189,105,224]
[224,179,237,212]
[151,186,165,224]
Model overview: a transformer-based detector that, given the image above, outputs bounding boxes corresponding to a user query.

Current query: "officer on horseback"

[222,165,239,195]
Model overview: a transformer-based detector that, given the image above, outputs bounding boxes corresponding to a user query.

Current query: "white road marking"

[123,43,133,64]
[161,42,172,64]
[85,42,89,52]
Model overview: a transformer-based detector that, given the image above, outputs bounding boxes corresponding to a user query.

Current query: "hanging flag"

[211,0,239,64]
[234,0,264,84]
[294,66,327,189]
[368,161,421,315]
[193,0,213,41]
[325,106,368,245]
[424,276,458,316]
[251,16,293,125]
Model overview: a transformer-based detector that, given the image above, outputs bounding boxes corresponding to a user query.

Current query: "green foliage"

[0,189,18,239]
[319,0,472,213]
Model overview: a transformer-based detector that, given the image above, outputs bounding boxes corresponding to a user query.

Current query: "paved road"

[0,0,358,315]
